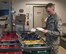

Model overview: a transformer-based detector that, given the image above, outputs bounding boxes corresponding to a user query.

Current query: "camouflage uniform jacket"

[45,13,62,45]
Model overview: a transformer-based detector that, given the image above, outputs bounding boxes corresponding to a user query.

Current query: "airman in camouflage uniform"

[45,13,62,54]
[45,3,62,54]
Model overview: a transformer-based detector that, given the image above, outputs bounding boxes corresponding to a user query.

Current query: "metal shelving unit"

[0,0,22,53]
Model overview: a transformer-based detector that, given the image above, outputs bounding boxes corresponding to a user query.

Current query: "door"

[33,6,47,28]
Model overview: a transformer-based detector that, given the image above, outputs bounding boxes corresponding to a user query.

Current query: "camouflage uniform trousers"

[51,44,59,54]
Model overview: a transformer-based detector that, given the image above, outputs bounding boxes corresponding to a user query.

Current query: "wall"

[12,0,66,31]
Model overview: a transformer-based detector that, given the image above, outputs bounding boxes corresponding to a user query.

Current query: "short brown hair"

[45,3,54,9]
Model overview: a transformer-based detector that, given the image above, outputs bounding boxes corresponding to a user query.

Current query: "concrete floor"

[58,46,66,54]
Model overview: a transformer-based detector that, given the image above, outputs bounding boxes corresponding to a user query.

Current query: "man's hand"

[36,27,48,33]
[30,28,36,32]
[36,27,44,31]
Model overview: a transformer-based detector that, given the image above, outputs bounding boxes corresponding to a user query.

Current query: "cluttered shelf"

[60,33,66,49]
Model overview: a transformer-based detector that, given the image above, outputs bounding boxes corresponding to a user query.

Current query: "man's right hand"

[30,28,36,32]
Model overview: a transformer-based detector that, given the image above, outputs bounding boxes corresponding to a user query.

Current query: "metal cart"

[16,32,52,54]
